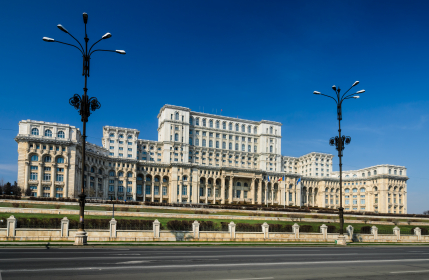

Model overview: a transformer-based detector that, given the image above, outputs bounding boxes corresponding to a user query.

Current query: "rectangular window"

[43,173,51,181]
[182,186,187,196]
[361,199,365,204]
[162,186,167,196]
[30,166,38,171]
[56,174,64,182]
[353,199,357,205]
[154,186,159,195]
[118,186,124,193]
[109,185,114,192]
[30,172,38,180]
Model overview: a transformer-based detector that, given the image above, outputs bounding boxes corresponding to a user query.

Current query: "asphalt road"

[1,246,429,279]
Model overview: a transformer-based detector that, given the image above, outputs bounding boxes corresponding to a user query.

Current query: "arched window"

[175,112,179,120]
[248,145,251,152]
[31,128,39,136]
[360,188,365,192]
[388,169,391,174]
[270,127,273,134]
[109,171,115,176]
[119,134,124,139]
[374,186,378,191]
[155,177,160,182]
[345,189,350,193]
[163,177,168,183]
[127,172,133,178]
[91,167,95,173]
[229,143,232,150]
[174,133,179,141]
[229,123,232,130]
[352,188,357,193]
[202,119,206,127]
[98,169,102,175]
[57,131,65,138]
[241,125,245,132]
[254,127,257,134]
[216,121,220,129]
[242,144,245,151]
[394,170,397,175]
[202,139,206,147]
[31,155,38,161]
[44,156,51,162]
[216,141,219,148]
[128,135,132,139]
[146,176,151,181]
[244,182,248,187]
[362,173,365,177]
[235,124,239,131]
[56,157,64,164]
[183,176,187,181]
[237,182,241,186]
[325,187,329,192]
[367,171,370,176]
[196,118,200,125]
[222,142,226,149]
[374,170,377,175]
[209,120,213,128]
[189,117,193,125]
[223,122,226,129]
[270,146,273,153]
[189,138,193,145]
[137,176,142,181]
[196,138,199,146]
[209,140,213,147]
[118,172,124,177]
[235,143,239,150]
[109,133,115,137]
[208,179,212,184]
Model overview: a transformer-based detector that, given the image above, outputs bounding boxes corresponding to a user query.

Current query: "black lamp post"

[313,81,365,243]
[43,12,125,245]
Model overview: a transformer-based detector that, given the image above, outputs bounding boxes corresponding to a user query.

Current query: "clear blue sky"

[0,0,428,213]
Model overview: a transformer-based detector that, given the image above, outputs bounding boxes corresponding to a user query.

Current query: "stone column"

[114,178,118,200]
[192,220,200,239]
[132,176,137,201]
[262,222,269,239]
[7,215,16,237]
[205,183,208,204]
[24,162,29,196]
[292,223,300,239]
[414,227,421,241]
[37,162,43,197]
[320,224,328,240]
[221,176,226,204]
[61,217,69,238]
[142,178,146,202]
[229,221,236,239]
[151,179,154,202]
[229,176,234,204]
[153,219,160,238]
[393,226,400,240]
[257,181,262,204]
[250,178,255,204]
[371,226,378,240]
[51,163,57,198]
[64,164,69,198]
[179,184,183,203]
[109,218,117,238]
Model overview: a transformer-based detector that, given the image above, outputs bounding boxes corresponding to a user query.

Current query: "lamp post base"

[335,234,347,246]
[74,230,88,246]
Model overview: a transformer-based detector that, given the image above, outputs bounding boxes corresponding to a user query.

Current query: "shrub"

[359,226,372,234]
[12,203,19,208]
[299,225,314,232]
[166,220,192,231]
[54,205,61,209]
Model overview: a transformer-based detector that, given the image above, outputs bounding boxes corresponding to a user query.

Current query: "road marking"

[109,254,141,256]
[2,258,429,273]
[391,270,429,274]
[218,278,273,280]
[116,261,150,264]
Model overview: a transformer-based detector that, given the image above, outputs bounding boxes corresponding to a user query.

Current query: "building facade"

[15,105,408,214]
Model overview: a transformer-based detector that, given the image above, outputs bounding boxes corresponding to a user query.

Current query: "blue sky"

[0,0,428,213]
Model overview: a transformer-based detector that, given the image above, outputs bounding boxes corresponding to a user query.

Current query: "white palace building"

[15,104,408,214]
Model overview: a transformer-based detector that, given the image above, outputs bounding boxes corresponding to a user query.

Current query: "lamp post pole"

[313,82,365,245]
[43,12,125,245]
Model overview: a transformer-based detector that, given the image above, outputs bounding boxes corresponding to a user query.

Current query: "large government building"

[15,104,408,214]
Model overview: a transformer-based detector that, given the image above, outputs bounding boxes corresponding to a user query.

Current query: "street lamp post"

[43,13,125,245]
[313,81,365,245]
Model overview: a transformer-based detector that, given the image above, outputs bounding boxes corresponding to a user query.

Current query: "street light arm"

[90,49,126,56]
[65,32,85,53]
[318,93,338,104]
[88,38,103,54]
[343,91,365,100]
[340,84,355,100]
[53,40,84,55]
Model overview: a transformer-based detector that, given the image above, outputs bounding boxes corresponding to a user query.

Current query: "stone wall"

[1,215,428,243]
